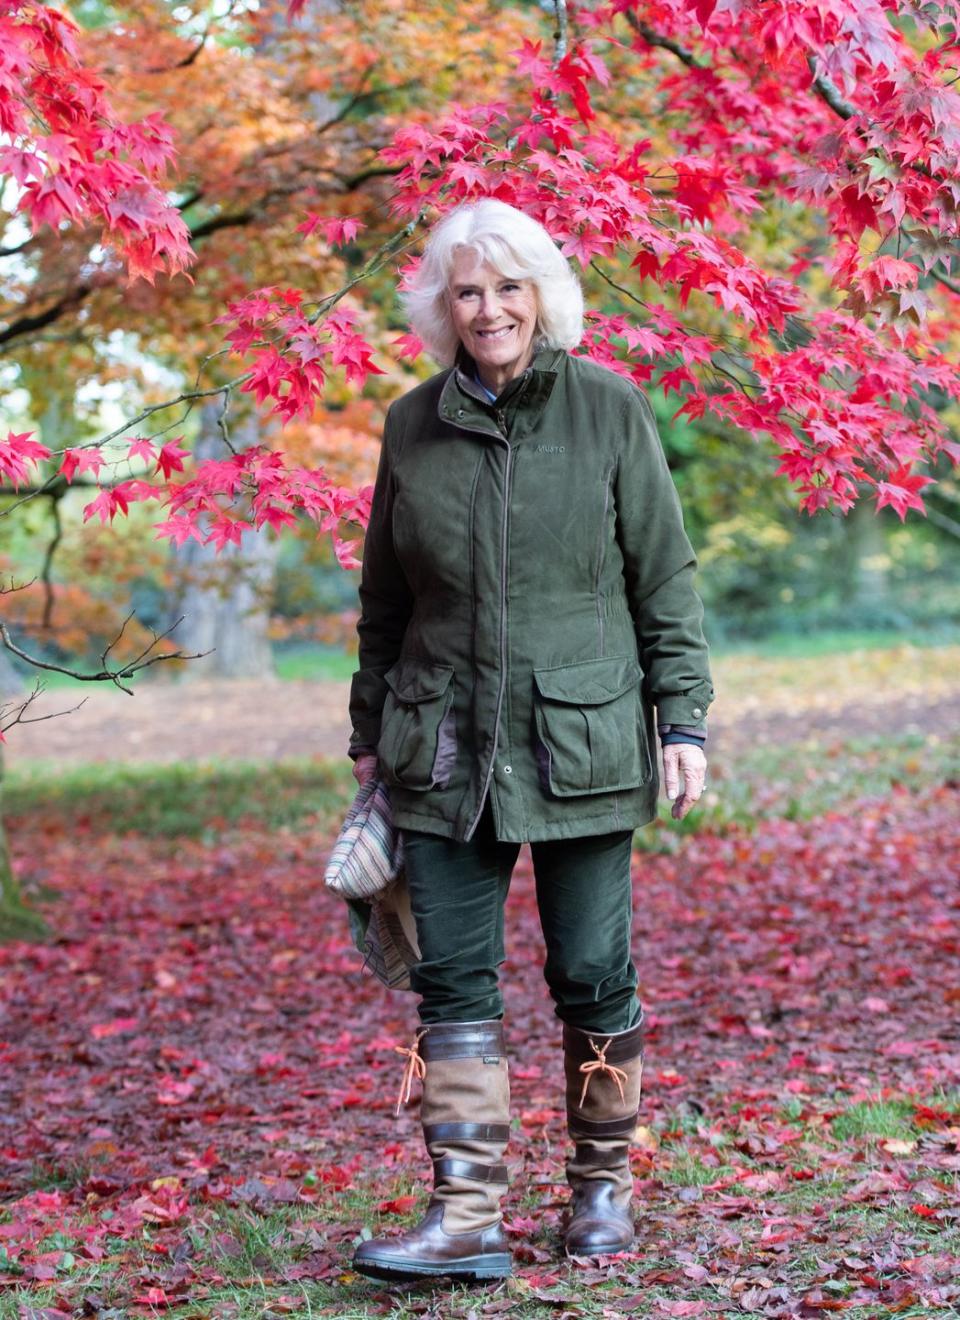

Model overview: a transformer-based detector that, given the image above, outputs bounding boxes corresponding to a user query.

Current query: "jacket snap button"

[457,408,465,418]
[693,707,702,718]
[503,765,513,774]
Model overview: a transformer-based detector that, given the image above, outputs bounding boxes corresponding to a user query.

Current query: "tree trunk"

[838,496,895,621]
[169,403,280,680]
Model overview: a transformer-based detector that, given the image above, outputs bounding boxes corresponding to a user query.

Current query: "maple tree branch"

[553,0,569,64]
[806,58,855,120]
[625,14,704,70]
[336,164,401,190]
[0,618,208,696]
[39,487,63,630]
[925,503,960,539]
[0,680,87,738]
[0,212,427,520]
[0,234,33,258]
[0,282,94,351]
[142,0,240,72]
[933,267,960,295]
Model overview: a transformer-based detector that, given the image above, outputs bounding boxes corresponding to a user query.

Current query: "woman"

[347,199,713,1282]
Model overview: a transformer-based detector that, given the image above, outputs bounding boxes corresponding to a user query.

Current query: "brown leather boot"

[562,1016,644,1257]
[353,1020,512,1283]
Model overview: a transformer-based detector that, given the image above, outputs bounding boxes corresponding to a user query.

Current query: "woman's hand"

[661,743,707,820]
[353,753,380,788]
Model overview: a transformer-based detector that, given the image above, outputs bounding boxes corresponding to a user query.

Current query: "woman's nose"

[478,289,500,318]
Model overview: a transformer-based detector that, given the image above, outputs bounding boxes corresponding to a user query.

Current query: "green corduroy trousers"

[402,801,642,1033]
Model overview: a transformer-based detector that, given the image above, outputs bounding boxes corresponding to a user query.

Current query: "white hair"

[401,199,584,366]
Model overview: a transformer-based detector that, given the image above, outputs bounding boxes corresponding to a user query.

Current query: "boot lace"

[578,1036,628,1107]
[394,1028,427,1116]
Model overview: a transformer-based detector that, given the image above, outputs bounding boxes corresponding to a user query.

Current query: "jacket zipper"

[465,407,512,840]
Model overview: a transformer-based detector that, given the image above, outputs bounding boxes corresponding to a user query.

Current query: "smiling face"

[448,249,539,396]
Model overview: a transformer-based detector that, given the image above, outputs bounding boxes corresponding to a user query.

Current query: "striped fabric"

[324,777,402,899]
[361,883,420,992]
[326,777,420,992]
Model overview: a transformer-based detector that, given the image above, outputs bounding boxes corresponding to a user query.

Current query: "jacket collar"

[438,345,565,438]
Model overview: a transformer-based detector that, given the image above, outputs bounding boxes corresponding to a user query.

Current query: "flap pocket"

[385,660,455,704]
[379,660,457,792]
[532,655,649,797]
[533,655,641,706]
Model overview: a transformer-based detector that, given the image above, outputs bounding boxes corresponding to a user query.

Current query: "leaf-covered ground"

[1,740,959,1317]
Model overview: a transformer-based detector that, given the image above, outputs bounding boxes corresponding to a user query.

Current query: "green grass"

[273,645,357,682]
[2,1149,956,1320]
[6,724,954,849]
[4,758,355,838]
[634,728,960,851]
[709,625,960,658]
[831,1098,924,1142]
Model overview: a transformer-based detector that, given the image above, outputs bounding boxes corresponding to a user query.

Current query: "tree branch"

[553,0,569,64]
[0,213,426,520]
[0,616,209,695]
[806,57,855,119]
[0,283,95,349]
[625,14,704,70]
[933,267,960,295]
[0,680,87,738]
[925,503,960,539]
[39,487,63,630]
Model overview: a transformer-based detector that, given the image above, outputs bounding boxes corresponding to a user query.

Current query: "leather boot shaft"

[562,1017,644,1256]
[352,1019,512,1283]
[420,1020,510,1234]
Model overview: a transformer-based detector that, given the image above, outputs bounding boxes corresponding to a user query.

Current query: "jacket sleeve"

[348,404,415,757]
[614,385,715,733]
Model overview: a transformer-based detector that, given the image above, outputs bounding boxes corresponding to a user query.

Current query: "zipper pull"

[496,409,507,433]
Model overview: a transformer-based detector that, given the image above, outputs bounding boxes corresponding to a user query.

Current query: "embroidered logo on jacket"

[535,444,566,454]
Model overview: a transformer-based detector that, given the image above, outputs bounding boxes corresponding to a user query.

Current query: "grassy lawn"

[6,722,955,850]
[1,1088,956,1317]
[3,758,355,839]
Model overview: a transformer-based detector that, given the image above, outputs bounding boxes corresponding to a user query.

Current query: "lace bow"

[394,1029,427,1116]
[578,1035,629,1107]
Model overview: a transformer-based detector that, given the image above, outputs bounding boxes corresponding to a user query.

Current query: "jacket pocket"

[378,660,456,791]
[532,655,650,797]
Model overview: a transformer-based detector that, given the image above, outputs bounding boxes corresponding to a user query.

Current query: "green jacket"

[349,347,714,843]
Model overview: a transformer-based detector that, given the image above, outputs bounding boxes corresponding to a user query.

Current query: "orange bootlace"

[578,1035,629,1107]
[394,1028,427,1116]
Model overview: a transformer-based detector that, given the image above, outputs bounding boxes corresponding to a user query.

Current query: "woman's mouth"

[476,326,514,340]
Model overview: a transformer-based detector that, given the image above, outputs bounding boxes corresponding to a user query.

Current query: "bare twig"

[0,617,210,696]
[0,573,36,596]
[0,680,88,738]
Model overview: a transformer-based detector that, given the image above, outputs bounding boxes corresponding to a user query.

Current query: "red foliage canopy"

[2,0,960,560]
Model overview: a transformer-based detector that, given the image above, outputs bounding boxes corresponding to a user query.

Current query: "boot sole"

[353,1251,512,1283]
[565,1238,634,1258]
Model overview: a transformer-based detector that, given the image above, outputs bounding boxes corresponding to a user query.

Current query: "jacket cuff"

[654,690,712,730]
[348,743,378,762]
[659,727,706,748]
